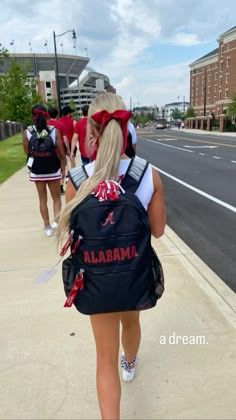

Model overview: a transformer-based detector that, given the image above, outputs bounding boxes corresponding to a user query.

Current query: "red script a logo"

[101,211,115,226]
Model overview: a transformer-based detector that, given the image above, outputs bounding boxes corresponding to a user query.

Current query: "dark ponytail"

[32,104,49,133]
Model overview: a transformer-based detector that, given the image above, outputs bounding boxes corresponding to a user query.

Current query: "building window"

[220,61,223,72]
[196,78,199,85]
[221,45,224,56]
[215,72,217,81]
[208,74,211,83]
[214,96,216,103]
[208,86,210,94]
[227,57,230,67]
[219,76,223,87]
[227,42,231,50]
[207,97,210,105]
[214,84,217,93]
[226,73,230,83]
[195,99,198,106]
[196,88,198,96]
[225,89,229,99]
[46,81,51,88]
[219,91,222,101]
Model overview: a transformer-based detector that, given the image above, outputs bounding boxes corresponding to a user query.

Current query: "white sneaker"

[51,222,58,230]
[43,225,53,237]
[121,353,137,382]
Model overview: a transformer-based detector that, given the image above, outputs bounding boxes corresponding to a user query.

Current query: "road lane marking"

[231,160,236,163]
[157,138,177,141]
[212,156,221,159]
[184,145,218,149]
[163,133,236,148]
[141,137,194,153]
[199,153,205,155]
[151,165,236,214]
[139,132,236,148]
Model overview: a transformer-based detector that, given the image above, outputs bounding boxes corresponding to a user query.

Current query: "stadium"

[0,53,116,111]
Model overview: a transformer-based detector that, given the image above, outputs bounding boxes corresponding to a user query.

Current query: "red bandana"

[90,109,132,159]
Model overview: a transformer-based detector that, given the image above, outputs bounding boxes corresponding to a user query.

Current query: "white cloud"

[1,0,236,106]
[115,62,190,108]
[170,33,201,46]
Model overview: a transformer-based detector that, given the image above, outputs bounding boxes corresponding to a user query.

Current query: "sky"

[1,0,236,109]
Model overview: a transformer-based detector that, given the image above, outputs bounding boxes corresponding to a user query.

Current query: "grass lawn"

[0,134,26,184]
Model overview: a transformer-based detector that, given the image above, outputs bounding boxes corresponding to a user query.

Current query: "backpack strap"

[47,125,55,134]
[27,125,36,136]
[68,165,89,190]
[121,156,149,193]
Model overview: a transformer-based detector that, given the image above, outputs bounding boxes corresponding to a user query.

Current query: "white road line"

[141,137,194,153]
[184,145,218,149]
[157,138,177,141]
[151,165,236,214]
[212,156,221,159]
[199,153,205,156]
[231,160,236,163]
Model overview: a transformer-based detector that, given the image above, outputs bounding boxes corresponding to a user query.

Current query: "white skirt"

[29,168,61,182]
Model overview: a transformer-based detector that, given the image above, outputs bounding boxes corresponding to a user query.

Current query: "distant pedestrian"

[22,104,66,237]
[48,106,67,195]
[125,120,137,158]
[71,104,90,165]
[59,105,76,169]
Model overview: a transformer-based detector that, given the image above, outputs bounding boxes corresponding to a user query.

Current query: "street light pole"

[53,30,61,115]
[178,95,186,114]
[53,29,76,116]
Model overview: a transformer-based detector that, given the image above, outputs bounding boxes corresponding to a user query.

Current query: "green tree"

[0,43,8,65]
[68,98,79,120]
[227,91,236,116]
[0,61,42,126]
[185,106,196,118]
[44,96,59,111]
[171,107,183,120]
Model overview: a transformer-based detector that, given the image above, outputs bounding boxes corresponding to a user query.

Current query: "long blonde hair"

[57,92,127,243]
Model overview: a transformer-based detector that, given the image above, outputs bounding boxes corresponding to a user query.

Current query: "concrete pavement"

[170,127,236,137]
[0,164,236,420]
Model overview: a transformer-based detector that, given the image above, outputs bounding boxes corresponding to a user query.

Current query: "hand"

[70,152,74,160]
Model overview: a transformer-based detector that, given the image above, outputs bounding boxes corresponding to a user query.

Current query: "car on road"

[156,119,167,129]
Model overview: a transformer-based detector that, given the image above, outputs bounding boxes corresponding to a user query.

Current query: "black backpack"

[28,125,60,174]
[61,157,164,314]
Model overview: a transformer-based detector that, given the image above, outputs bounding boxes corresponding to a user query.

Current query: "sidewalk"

[170,127,236,138]
[0,165,236,420]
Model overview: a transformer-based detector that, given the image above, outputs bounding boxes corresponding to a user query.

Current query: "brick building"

[189,26,236,118]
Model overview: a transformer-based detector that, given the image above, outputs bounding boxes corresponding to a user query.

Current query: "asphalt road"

[137,128,236,292]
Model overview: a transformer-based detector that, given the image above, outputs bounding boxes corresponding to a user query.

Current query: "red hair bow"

[90,109,132,153]
[33,109,50,118]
